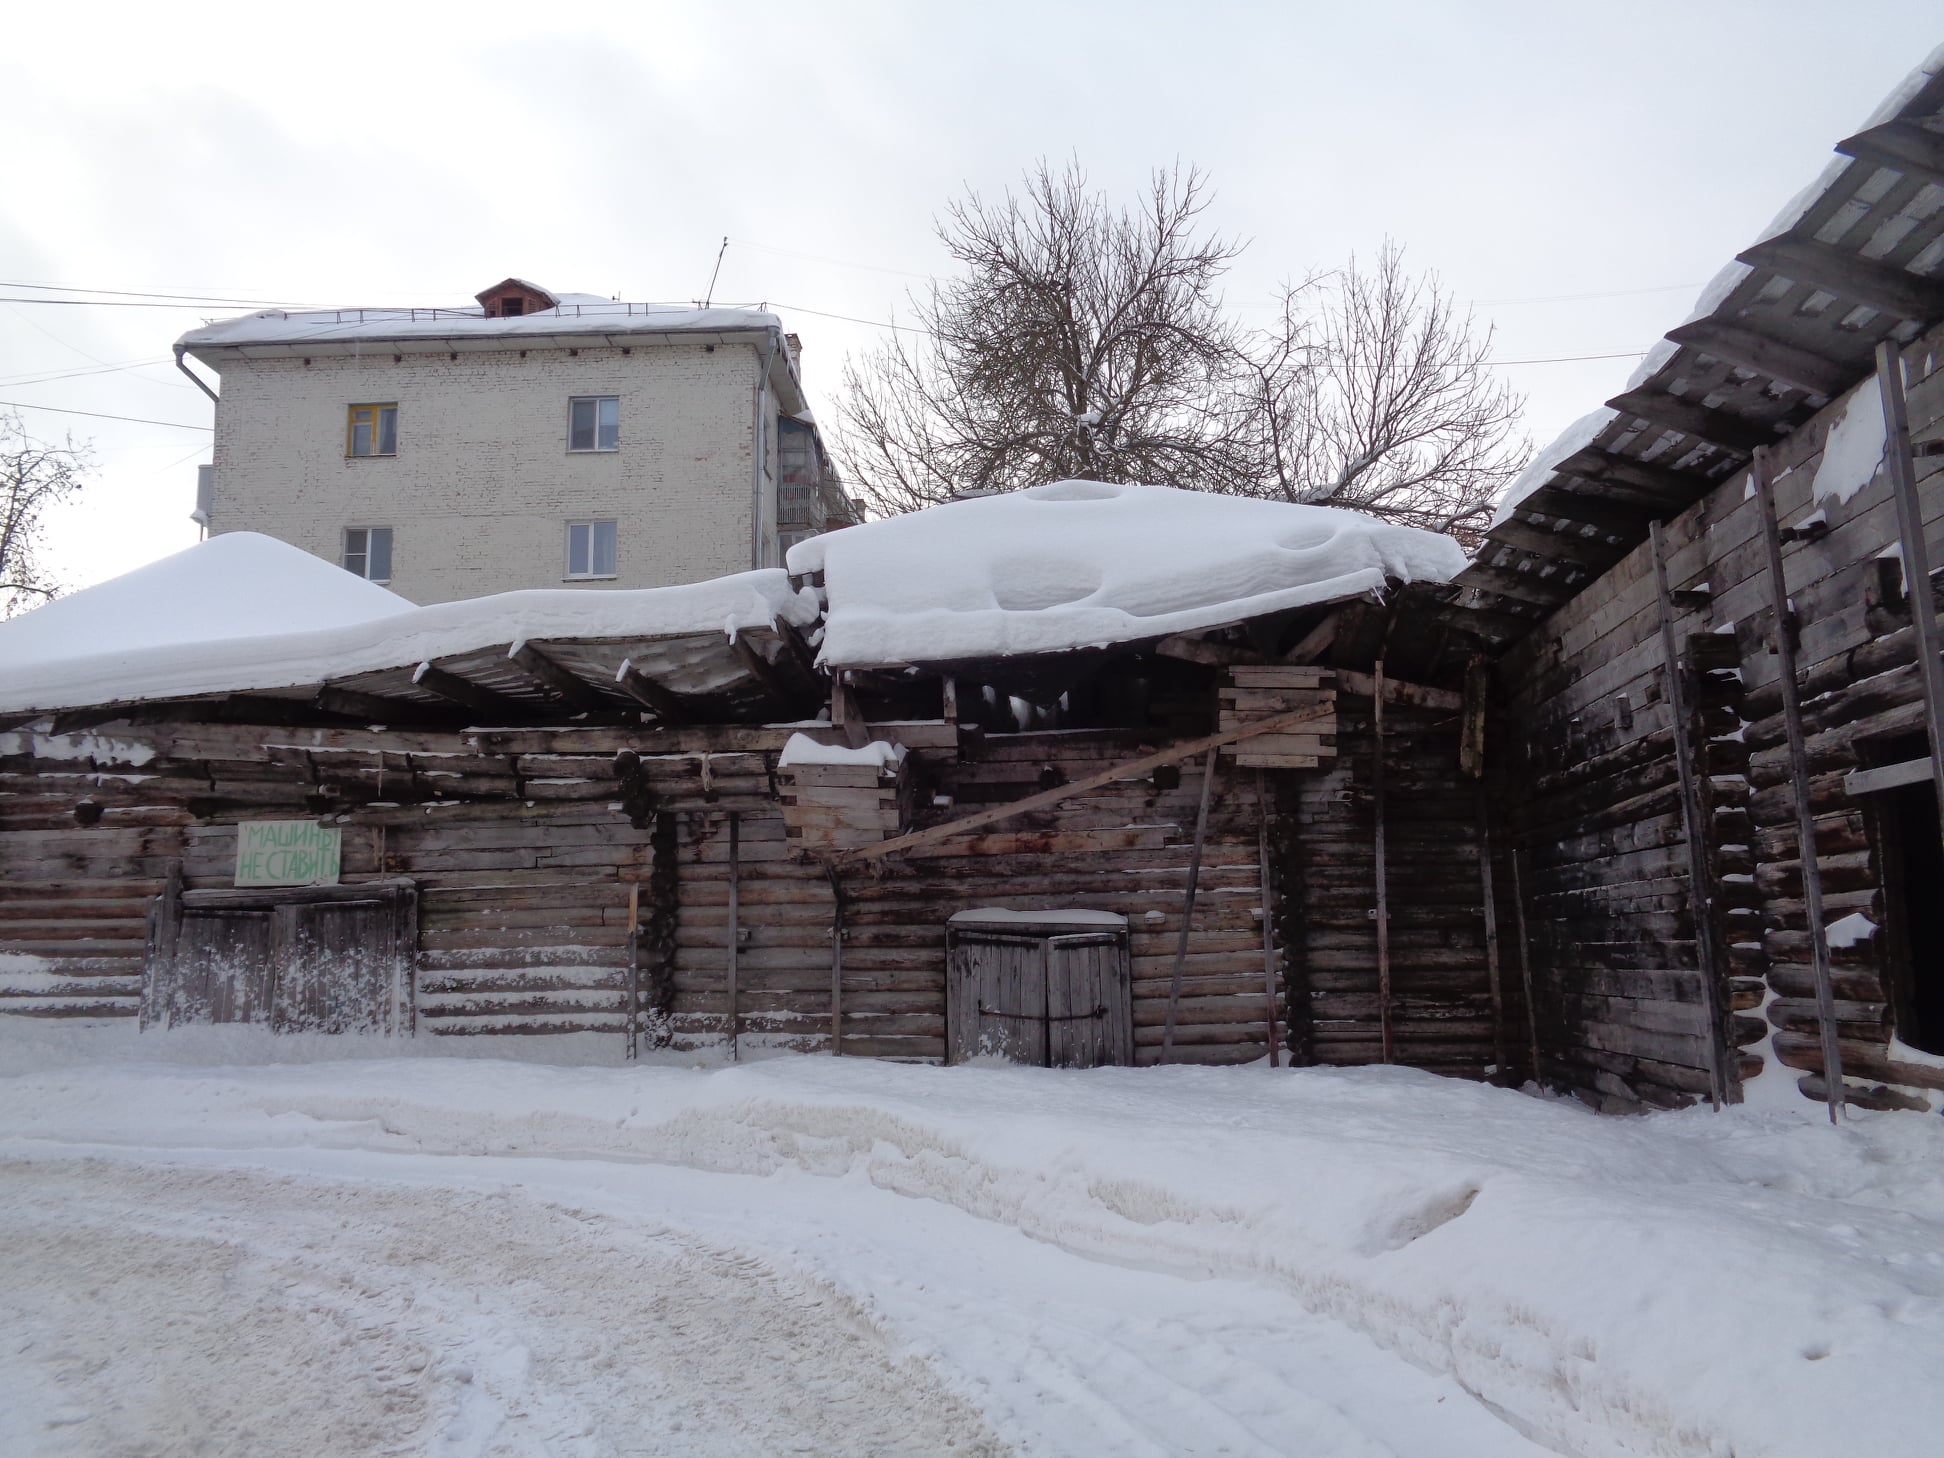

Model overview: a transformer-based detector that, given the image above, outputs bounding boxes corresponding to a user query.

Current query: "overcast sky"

[4,1,1938,596]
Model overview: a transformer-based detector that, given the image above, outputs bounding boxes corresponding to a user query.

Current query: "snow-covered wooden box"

[1219,667,1337,769]
[776,735,914,853]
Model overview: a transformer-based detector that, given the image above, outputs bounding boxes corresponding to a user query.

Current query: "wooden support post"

[1649,518,1729,1111]
[1511,847,1542,1086]
[726,811,740,1062]
[1476,787,1507,1080]
[1162,748,1219,1061]
[625,884,640,1061]
[1752,447,1845,1123]
[142,859,183,1031]
[1877,339,1944,883]
[1255,768,1281,1069]
[825,862,846,1055]
[831,673,870,749]
[1373,660,1393,1065]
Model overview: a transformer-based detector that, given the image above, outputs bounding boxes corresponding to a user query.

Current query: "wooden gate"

[145,878,417,1035]
[945,915,1131,1067]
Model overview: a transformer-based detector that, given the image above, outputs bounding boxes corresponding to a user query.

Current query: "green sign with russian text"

[234,820,342,887]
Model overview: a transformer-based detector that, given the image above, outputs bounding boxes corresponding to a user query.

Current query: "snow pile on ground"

[789,481,1468,668]
[4,1022,1942,1458]
[179,297,782,351]
[0,540,819,716]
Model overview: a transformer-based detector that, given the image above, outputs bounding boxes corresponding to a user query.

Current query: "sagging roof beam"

[1553,448,1712,508]
[1605,388,1779,455]
[1663,319,1853,398]
[412,662,527,718]
[729,634,797,704]
[1483,517,1629,568]
[1735,236,1944,324]
[1454,562,1578,607]
[614,659,687,723]
[1835,120,1944,192]
[508,641,611,713]
[315,685,441,722]
[1503,486,1649,539]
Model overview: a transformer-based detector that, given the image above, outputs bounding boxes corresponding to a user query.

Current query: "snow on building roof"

[0,534,817,718]
[0,533,413,676]
[178,297,785,353]
[787,481,1469,669]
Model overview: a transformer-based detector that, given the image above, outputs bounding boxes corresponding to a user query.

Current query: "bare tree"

[1239,244,1527,542]
[835,162,1526,544]
[837,161,1259,514]
[0,413,90,618]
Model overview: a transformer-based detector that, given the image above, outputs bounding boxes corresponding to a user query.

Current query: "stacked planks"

[1219,668,1337,769]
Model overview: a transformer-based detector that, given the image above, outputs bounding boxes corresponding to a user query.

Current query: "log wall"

[1498,327,1944,1110]
[0,693,1506,1077]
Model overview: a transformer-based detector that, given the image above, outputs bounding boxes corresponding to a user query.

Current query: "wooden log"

[1649,518,1728,1109]
[1753,445,1845,1122]
[1374,660,1392,1064]
[1255,768,1279,1070]
[1162,748,1219,1062]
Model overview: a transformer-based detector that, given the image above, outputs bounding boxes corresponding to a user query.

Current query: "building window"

[565,520,617,579]
[569,396,620,452]
[500,297,524,317]
[343,527,393,583]
[347,404,397,458]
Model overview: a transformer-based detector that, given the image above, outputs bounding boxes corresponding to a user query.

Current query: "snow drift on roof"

[787,481,1468,669]
[179,298,783,351]
[0,532,413,675]
[0,538,817,716]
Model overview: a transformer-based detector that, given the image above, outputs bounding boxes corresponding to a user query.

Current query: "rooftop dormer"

[475,278,558,319]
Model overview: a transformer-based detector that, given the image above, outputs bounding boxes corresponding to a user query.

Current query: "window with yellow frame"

[346,404,398,457]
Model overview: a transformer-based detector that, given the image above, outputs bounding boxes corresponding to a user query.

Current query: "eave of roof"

[1443,48,1944,651]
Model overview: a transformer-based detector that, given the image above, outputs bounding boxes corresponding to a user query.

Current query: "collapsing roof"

[0,532,820,726]
[1449,44,1944,647]
[0,488,1468,724]
[788,481,1468,669]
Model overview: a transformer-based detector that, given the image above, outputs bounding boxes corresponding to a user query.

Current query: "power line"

[0,400,211,430]
[0,296,284,310]
[0,281,316,307]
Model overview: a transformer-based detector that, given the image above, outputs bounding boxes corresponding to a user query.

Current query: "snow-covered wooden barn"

[7,45,1944,1115]
[0,488,1501,1071]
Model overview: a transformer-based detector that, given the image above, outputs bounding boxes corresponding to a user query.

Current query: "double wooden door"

[946,926,1132,1067]
[145,880,417,1035]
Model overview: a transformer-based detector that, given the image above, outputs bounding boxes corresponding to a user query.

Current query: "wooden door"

[947,925,1133,1067]
[1046,933,1133,1069]
[947,932,1048,1065]
[146,880,416,1035]
[273,898,410,1034]
[169,908,275,1025]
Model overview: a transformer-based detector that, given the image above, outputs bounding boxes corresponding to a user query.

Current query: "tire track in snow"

[0,1158,1006,1458]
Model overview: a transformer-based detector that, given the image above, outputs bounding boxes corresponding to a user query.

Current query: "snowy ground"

[3,1024,1942,1458]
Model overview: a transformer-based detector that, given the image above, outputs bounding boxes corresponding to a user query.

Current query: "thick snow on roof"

[179,296,783,351]
[0,534,816,716]
[788,481,1468,668]
[0,533,413,674]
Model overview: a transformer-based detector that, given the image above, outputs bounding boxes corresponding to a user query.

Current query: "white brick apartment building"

[176,278,852,604]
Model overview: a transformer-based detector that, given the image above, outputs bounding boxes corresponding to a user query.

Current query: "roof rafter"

[1736,236,1944,323]
[1663,319,1854,398]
